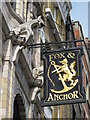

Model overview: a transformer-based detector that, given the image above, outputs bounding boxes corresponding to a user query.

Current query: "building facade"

[88,1,90,40]
[0,0,45,119]
[72,21,90,119]
[0,0,89,119]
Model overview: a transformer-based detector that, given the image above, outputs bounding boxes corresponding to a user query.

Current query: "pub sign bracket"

[28,40,86,106]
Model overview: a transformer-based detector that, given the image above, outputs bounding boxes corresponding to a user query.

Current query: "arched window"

[13,94,26,120]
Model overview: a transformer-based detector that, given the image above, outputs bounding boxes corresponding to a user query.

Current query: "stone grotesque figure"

[10,16,44,47]
[10,16,44,62]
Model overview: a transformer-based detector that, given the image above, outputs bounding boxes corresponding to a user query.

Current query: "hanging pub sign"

[41,47,86,106]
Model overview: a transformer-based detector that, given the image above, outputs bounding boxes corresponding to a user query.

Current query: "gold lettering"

[65,94,68,99]
[54,94,59,101]
[49,54,54,62]
[47,93,53,101]
[54,54,59,59]
[58,95,63,100]
[67,52,75,59]
[47,91,79,102]
[63,94,66,100]
[68,93,73,99]
[59,53,65,58]
[49,52,75,62]
[73,91,79,98]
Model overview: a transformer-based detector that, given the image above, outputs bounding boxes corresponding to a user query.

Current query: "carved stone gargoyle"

[10,16,44,62]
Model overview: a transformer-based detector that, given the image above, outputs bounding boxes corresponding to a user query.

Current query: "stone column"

[16,0,20,15]
[33,28,41,68]
[0,39,12,118]
[8,63,15,118]
[52,106,58,119]
[20,0,23,18]
[27,2,31,22]
[74,104,81,118]
[24,0,27,21]
[59,106,63,118]
[0,9,2,77]
[0,33,2,118]
[27,1,34,22]
[59,105,73,119]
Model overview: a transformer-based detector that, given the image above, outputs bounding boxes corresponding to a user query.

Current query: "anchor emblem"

[47,58,78,93]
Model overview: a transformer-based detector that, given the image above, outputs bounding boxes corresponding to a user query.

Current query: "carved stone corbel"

[10,16,44,63]
[32,66,43,87]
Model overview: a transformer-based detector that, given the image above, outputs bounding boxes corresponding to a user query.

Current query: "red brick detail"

[82,55,90,82]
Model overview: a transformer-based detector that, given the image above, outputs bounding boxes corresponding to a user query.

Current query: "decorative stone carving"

[10,16,44,47]
[32,66,43,87]
[33,66,43,78]
[10,16,44,62]
[33,79,42,87]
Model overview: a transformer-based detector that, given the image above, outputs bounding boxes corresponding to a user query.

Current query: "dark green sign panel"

[41,48,86,106]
